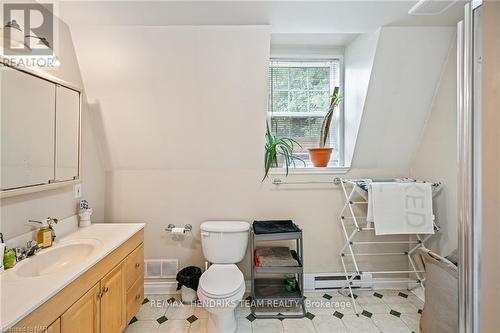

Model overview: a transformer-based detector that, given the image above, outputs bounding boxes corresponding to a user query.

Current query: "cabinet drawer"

[125,244,144,290]
[126,276,144,323]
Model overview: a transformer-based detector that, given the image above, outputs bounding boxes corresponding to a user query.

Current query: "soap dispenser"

[28,217,58,248]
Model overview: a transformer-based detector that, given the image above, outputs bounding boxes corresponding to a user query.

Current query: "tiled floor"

[125,289,423,333]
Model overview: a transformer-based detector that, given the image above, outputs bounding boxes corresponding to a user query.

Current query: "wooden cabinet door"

[125,244,144,290]
[100,262,126,333]
[61,283,100,333]
[44,318,61,333]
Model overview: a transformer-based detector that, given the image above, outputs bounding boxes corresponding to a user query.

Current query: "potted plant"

[308,87,342,167]
[263,122,304,180]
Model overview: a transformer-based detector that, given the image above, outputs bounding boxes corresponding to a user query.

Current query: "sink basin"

[15,239,103,278]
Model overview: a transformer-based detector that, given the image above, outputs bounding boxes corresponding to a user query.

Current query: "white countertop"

[0,223,145,330]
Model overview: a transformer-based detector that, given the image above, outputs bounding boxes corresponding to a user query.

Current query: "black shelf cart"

[250,226,306,319]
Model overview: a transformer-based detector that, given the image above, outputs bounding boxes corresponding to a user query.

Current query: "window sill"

[268,166,350,176]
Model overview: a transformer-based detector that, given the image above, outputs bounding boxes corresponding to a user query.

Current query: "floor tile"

[361,310,373,318]
[236,305,252,318]
[188,318,207,333]
[305,312,315,320]
[384,302,418,314]
[125,320,160,333]
[305,298,342,315]
[356,295,385,304]
[392,309,403,318]
[378,289,404,296]
[157,320,190,333]
[166,305,195,320]
[135,302,167,321]
[341,314,380,333]
[278,306,305,315]
[333,311,344,320]
[360,302,391,314]
[148,294,181,309]
[282,318,315,333]
[398,292,409,298]
[400,313,421,332]
[252,319,284,333]
[148,294,177,302]
[371,314,411,333]
[312,315,348,333]
[407,296,424,309]
[382,294,413,303]
[354,290,377,297]
[236,318,253,333]
[194,306,209,319]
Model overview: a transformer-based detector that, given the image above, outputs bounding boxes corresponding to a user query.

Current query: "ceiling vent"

[408,0,458,15]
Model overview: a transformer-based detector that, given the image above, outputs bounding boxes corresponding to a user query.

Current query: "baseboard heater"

[313,273,373,289]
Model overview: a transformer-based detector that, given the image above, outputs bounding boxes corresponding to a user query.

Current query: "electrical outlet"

[74,183,82,198]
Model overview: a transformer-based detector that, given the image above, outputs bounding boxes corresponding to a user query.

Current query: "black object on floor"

[253,220,300,234]
[176,266,202,291]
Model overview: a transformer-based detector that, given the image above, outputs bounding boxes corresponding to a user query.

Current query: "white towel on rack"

[370,182,434,235]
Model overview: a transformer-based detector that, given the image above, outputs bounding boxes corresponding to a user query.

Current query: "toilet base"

[207,311,237,333]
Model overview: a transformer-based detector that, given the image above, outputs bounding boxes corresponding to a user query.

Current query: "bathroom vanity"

[0,223,145,333]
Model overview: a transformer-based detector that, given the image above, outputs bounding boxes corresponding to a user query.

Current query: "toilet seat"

[199,264,245,299]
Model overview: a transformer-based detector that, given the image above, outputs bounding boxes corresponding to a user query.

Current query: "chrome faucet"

[14,240,42,262]
[26,240,41,257]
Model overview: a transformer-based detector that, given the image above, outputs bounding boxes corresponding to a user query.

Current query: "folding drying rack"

[333,177,442,315]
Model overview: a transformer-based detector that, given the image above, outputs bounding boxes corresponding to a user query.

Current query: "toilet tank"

[200,221,250,264]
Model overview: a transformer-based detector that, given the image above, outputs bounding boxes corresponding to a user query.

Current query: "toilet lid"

[199,265,244,298]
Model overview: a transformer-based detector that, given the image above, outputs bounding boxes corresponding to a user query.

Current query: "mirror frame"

[0,61,82,198]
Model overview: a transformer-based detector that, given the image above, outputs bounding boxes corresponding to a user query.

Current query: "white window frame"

[267,56,346,174]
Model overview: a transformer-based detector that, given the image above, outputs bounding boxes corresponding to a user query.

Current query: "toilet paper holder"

[165,224,192,234]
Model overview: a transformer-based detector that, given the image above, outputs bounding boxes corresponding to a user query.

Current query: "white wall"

[344,29,380,166]
[410,40,458,256]
[72,26,270,170]
[67,24,456,277]
[0,16,105,239]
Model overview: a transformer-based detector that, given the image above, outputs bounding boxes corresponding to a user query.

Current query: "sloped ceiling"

[59,1,464,32]
[352,26,455,170]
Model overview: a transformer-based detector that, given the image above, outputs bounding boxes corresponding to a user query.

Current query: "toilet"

[197,221,250,333]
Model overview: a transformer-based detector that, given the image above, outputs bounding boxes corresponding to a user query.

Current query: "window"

[268,59,343,167]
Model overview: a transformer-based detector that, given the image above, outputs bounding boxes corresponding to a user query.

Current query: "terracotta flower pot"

[308,148,333,167]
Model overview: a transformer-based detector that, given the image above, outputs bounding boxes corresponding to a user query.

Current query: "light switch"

[74,183,82,198]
